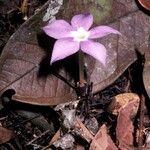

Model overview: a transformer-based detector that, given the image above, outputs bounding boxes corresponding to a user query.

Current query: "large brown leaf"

[0,0,150,105]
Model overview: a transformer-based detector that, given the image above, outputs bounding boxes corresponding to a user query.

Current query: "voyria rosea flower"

[43,13,121,65]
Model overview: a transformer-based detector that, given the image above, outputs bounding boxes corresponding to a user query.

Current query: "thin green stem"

[78,50,85,86]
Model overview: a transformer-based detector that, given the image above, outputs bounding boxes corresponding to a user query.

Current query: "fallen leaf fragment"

[76,144,85,150]
[145,131,150,150]
[49,129,61,145]
[108,93,140,115]
[16,110,55,132]
[90,124,118,150]
[54,100,79,112]
[0,126,13,144]
[74,117,94,143]
[138,0,150,10]
[52,133,75,149]
[84,117,99,135]
[115,93,140,149]
[143,37,150,99]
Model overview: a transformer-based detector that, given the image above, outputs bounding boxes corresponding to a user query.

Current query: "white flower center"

[70,27,90,42]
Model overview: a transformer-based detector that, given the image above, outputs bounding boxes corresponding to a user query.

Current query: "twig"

[26,129,52,146]
[41,145,51,150]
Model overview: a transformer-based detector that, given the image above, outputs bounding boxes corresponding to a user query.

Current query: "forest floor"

[0,1,150,150]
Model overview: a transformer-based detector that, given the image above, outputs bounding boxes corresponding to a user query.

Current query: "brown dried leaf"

[116,93,140,149]
[90,124,118,150]
[49,129,61,145]
[0,0,150,105]
[76,145,85,150]
[75,117,94,142]
[0,127,13,144]
[108,93,140,115]
[138,0,150,10]
[143,37,150,98]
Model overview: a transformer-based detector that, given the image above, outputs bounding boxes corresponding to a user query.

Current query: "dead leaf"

[108,93,140,115]
[0,0,149,105]
[143,37,150,98]
[145,129,150,148]
[49,129,61,145]
[138,0,150,10]
[89,124,118,150]
[116,94,140,149]
[76,145,85,150]
[16,110,55,132]
[75,117,94,142]
[52,133,75,149]
[0,126,13,144]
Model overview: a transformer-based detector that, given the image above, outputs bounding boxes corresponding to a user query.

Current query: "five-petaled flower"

[43,13,121,65]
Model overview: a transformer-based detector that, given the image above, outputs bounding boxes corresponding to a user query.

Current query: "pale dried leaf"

[108,93,140,115]
[75,117,94,141]
[116,94,140,149]
[89,124,118,150]
[49,129,61,145]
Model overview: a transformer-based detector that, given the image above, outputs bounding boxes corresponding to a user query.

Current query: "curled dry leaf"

[0,0,149,105]
[0,127,13,144]
[108,93,140,115]
[89,124,118,150]
[115,93,140,149]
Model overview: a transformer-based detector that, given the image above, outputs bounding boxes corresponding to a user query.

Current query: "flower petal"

[51,38,79,64]
[89,26,121,39]
[43,20,73,39]
[71,13,93,30]
[81,40,107,65]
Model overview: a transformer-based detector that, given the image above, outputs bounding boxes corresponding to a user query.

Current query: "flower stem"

[78,50,85,86]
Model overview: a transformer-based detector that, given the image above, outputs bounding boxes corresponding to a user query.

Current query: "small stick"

[26,129,52,146]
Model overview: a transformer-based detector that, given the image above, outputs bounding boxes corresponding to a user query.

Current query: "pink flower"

[43,13,120,65]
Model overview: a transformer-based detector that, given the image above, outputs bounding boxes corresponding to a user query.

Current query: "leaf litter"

[0,0,150,149]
